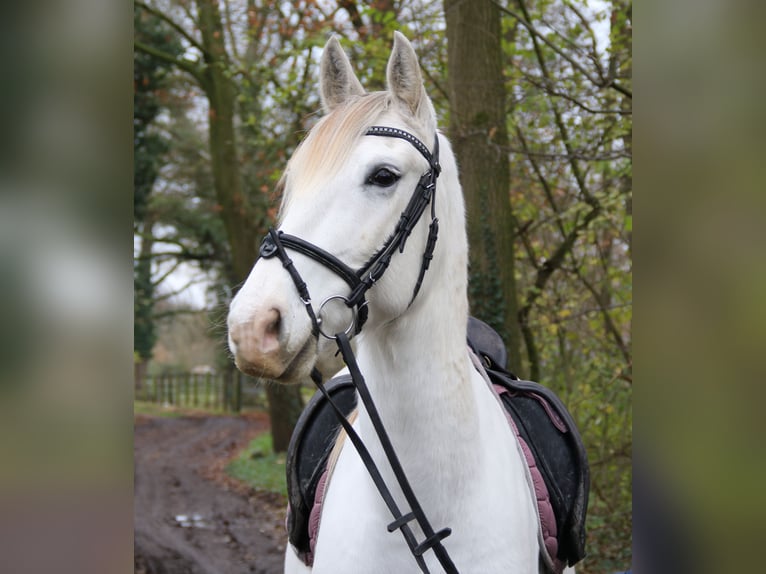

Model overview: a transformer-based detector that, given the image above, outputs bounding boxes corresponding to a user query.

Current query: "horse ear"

[386,32,435,131]
[320,36,365,113]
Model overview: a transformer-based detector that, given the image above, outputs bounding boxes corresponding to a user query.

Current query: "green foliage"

[501,1,633,569]
[133,5,183,361]
[226,432,287,498]
[148,105,231,278]
[133,6,183,222]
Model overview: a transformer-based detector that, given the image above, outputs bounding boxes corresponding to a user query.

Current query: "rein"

[259,126,459,573]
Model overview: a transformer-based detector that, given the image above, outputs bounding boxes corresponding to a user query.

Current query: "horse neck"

[353,167,482,483]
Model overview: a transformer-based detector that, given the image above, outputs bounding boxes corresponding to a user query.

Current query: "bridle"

[259,125,441,340]
[258,126,460,573]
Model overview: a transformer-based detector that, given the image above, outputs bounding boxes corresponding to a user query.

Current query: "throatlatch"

[259,126,458,574]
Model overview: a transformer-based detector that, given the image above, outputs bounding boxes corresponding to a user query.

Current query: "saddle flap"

[286,374,356,556]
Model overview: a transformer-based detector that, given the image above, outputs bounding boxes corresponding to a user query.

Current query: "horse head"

[228,33,457,384]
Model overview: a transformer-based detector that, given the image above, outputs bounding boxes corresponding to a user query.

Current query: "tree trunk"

[266,384,305,453]
[197,0,259,283]
[134,358,148,396]
[134,214,156,391]
[444,0,524,373]
[196,0,303,447]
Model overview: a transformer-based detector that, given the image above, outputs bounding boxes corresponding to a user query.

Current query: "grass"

[133,400,189,418]
[135,400,288,498]
[225,432,288,498]
[133,399,235,418]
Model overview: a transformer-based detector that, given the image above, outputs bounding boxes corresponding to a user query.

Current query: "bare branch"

[155,276,208,303]
[493,0,632,99]
[421,64,451,105]
[222,0,242,63]
[152,307,207,321]
[152,259,185,288]
[609,81,632,99]
[515,70,631,116]
[524,302,632,327]
[135,39,206,86]
[517,203,601,379]
[535,12,594,65]
[572,267,631,364]
[245,0,268,60]
[515,126,565,234]
[144,250,216,263]
[564,0,605,78]
[514,0,599,208]
[494,1,600,82]
[517,228,541,273]
[511,145,628,161]
[135,0,207,56]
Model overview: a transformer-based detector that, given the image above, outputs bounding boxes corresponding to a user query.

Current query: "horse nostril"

[254,308,282,356]
[266,309,281,337]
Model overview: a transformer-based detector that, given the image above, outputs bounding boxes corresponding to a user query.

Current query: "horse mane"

[279,91,425,218]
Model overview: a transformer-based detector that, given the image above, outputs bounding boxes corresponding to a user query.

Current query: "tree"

[444,0,524,371]
[499,1,632,566]
[445,0,632,569]
[134,0,307,451]
[498,0,631,381]
[134,6,184,390]
[133,0,445,452]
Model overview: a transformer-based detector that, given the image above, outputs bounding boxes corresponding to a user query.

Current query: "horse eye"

[366,167,400,188]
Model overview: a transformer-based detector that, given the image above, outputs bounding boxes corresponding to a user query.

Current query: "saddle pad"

[486,364,589,570]
[468,318,589,570]
[286,319,589,571]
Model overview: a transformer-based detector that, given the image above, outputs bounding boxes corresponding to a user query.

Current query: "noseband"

[258,126,459,574]
[259,125,441,339]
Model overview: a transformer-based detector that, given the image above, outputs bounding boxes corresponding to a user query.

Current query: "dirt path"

[134,413,287,574]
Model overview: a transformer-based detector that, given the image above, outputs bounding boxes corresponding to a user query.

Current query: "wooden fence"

[136,371,266,413]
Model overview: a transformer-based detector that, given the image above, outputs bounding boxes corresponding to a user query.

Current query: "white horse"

[228,33,557,574]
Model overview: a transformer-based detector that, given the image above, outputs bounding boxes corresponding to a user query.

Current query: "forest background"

[134,0,632,571]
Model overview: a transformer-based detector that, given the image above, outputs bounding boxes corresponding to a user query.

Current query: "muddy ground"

[134,412,287,574]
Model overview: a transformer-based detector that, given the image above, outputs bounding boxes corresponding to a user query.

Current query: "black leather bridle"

[258,126,459,573]
[259,125,441,340]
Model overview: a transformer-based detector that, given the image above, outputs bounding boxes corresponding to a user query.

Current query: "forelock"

[280,92,391,212]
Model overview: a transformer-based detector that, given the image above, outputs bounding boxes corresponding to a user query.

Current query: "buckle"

[259,234,278,258]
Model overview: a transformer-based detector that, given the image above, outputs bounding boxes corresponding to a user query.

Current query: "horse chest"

[310,427,540,574]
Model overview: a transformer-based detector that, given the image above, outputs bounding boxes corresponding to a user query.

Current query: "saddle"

[285,317,589,573]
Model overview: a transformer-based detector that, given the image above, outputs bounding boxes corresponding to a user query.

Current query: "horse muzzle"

[229,307,289,380]
[229,301,325,383]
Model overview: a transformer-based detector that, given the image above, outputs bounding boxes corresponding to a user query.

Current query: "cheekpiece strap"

[259,229,321,336]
